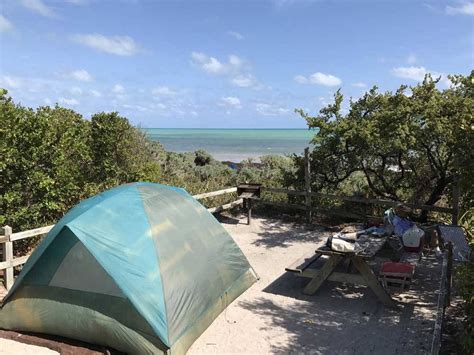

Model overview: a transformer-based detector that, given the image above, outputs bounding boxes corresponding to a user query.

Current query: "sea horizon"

[143,128,316,162]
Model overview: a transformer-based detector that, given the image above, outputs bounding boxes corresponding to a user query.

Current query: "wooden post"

[247,198,252,225]
[304,147,312,223]
[446,242,453,307]
[452,176,460,225]
[2,226,14,290]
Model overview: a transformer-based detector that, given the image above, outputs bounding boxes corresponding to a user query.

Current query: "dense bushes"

[0,92,162,246]
[456,252,474,353]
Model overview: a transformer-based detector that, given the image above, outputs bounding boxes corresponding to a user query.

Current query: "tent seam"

[135,184,172,346]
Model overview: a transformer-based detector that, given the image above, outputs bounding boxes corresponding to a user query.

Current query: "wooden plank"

[247,198,252,225]
[3,226,13,291]
[0,255,29,270]
[304,147,312,223]
[431,252,448,355]
[262,187,453,213]
[328,272,368,285]
[207,199,243,213]
[0,286,7,302]
[312,207,371,220]
[10,225,54,242]
[303,255,343,295]
[446,242,453,306]
[193,187,237,200]
[351,256,397,308]
[286,252,322,273]
[256,199,307,211]
[298,269,368,285]
[0,260,8,270]
[263,187,306,196]
[311,193,453,214]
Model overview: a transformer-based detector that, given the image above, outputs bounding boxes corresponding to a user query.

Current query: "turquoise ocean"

[143,128,315,162]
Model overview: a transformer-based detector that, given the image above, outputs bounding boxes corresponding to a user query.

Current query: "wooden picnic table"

[286,235,397,308]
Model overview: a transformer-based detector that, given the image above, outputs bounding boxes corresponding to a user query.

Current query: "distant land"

[143,128,315,162]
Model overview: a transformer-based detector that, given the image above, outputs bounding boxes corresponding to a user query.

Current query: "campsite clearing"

[189,213,442,354]
[1,213,443,354]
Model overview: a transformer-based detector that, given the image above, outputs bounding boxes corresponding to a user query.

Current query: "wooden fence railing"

[430,243,453,355]
[0,188,241,291]
[1,163,459,292]
[258,147,459,224]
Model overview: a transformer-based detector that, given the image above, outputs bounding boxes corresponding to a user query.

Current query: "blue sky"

[0,0,472,128]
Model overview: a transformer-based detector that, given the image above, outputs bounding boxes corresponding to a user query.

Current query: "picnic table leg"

[303,255,343,295]
[351,256,397,308]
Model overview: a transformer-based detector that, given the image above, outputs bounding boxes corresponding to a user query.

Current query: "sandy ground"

[0,213,442,354]
[189,214,442,354]
[0,338,57,354]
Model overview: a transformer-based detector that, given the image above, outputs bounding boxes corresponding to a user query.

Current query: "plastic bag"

[402,225,424,250]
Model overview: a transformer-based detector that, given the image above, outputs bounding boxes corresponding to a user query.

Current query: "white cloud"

[228,31,244,40]
[0,15,13,33]
[352,82,367,88]
[59,97,79,106]
[191,52,244,75]
[294,75,308,84]
[309,72,342,86]
[0,76,22,88]
[90,89,102,97]
[231,74,258,88]
[122,103,149,112]
[153,103,167,110]
[21,0,56,18]
[73,33,139,56]
[446,2,474,15]
[0,75,59,94]
[318,96,331,106]
[70,86,82,95]
[152,86,177,96]
[220,96,242,108]
[112,84,125,94]
[392,66,429,81]
[65,69,93,82]
[255,103,290,116]
[391,66,452,87]
[295,72,342,86]
[407,53,418,65]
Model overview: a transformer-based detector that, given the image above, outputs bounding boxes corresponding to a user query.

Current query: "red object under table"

[380,262,414,274]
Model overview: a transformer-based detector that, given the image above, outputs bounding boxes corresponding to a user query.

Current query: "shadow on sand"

[238,255,442,354]
[252,217,329,249]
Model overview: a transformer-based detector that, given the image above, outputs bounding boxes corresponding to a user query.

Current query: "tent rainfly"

[0,182,258,354]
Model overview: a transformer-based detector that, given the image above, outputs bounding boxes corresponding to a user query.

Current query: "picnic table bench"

[286,235,397,308]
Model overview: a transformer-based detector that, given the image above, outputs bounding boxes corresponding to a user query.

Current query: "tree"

[1,94,162,252]
[295,71,473,219]
[194,149,213,166]
[90,112,162,189]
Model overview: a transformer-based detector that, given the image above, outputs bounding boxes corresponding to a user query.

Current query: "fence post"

[247,198,252,225]
[2,226,14,290]
[304,147,312,223]
[452,176,460,225]
[446,242,453,307]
